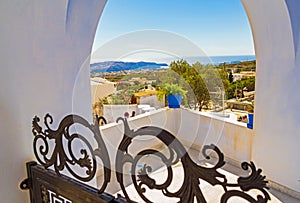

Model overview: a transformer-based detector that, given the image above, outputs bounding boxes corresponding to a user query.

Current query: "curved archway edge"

[242,0,300,193]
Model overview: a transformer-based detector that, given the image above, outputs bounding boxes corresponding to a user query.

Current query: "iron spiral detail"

[115,118,270,203]
[32,114,111,193]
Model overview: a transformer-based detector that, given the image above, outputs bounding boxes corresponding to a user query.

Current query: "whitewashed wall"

[140,95,165,109]
[91,82,115,104]
[0,1,107,202]
[103,104,138,123]
[242,0,300,193]
[98,109,170,193]
[175,109,253,163]
[98,108,253,193]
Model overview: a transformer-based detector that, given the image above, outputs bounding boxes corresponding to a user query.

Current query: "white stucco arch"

[0,0,299,202]
[0,1,107,202]
[242,0,300,193]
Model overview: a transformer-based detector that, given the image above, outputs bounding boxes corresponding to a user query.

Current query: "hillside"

[90,61,168,73]
[216,60,256,72]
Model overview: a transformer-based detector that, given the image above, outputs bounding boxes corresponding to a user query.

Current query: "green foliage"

[247,102,254,113]
[216,60,256,73]
[103,75,125,82]
[164,83,187,95]
[99,60,256,110]
[109,88,135,105]
[151,81,157,87]
[157,84,187,101]
[170,60,208,111]
[226,77,255,99]
[242,76,256,91]
[161,59,231,111]
[228,71,233,83]
[226,85,236,99]
[101,97,109,104]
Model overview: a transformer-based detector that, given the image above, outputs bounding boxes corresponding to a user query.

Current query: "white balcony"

[95,108,299,202]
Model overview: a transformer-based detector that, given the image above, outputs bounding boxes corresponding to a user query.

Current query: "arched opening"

[89,0,256,126]
[87,0,300,197]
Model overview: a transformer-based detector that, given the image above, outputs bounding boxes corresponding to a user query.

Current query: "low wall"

[100,109,170,166]
[98,109,170,192]
[174,108,253,163]
[91,83,115,104]
[97,108,253,193]
[140,95,165,109]
[103,104,138,123]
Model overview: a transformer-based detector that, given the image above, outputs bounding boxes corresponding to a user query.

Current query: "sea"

[184,55,256,65]
[90,55,256,74]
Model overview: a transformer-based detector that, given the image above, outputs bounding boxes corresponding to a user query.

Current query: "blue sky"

[92,0,254,57]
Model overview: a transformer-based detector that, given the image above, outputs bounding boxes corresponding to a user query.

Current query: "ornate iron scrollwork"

[29,114,270,202]
[32,114,111,193]
[115,118,270,203]
[94,115,107,126]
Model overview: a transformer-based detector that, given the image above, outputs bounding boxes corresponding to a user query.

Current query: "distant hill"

[216,60,256,72]
[90,61,168,73]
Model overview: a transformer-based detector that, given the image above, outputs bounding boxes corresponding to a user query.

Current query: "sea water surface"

[90,55,256,73]
[184,55,256,65]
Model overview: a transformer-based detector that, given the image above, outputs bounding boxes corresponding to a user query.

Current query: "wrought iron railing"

[21,114,270,203]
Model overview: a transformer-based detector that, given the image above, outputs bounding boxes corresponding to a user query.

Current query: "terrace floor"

[114,147,300,203]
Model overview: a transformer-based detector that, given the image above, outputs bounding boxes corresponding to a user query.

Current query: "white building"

[135,90,165,109]
[91,77,116,104]
[232,73,243,82]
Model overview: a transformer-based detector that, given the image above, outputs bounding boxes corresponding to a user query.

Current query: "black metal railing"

[21,114,270,203]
